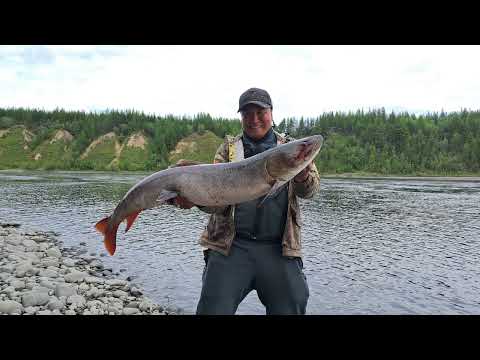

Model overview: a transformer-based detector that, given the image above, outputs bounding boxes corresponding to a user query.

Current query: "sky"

[1,45,480,121]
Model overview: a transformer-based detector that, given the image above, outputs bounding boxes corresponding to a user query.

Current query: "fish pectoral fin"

[156,190,179,205]
[257,180,288,208]
[125,210,142,233]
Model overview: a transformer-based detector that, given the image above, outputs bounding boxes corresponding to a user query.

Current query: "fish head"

[266,135,323,181]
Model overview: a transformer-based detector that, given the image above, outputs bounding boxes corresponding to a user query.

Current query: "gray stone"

[41,258,60,268]
[126,301,139,308]
[67,294,86,307]
[62,258,77,267]
[15,262,36,277]
[0,300,24,314]
[46,247,62,258]
[102,270,112,277]
[64,270,88,283]
[87,300,104,309]
[38,269,58,278]
[22,239,39,250]
[85,287,105,299]
[30,235,47,243]
[0,273,9,281]
[39,280,57,290]
[0,263,16,273]
[21,291,51,307]
[32,286,52,294]
[1,286,16,296]
[24,306,38,315]
[38,243,49,252]
[10,280,25,290]
[84,276,104,285]
[89,260,103,269]
[105,279,128,287]
[37,310,52,315]
[139,300,156,312]
[65,310,76,315]
[123,308,139,315]
[47,297,65,311]
[6,236,22,246]
[55,283,77,298]
[112,290,128,298]
[130,287,143,297]
[78,283,90,292]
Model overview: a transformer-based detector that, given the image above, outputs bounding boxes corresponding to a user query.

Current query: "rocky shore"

[0,223,173,315]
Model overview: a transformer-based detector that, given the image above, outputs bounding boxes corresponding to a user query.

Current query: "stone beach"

[0,223,175,315]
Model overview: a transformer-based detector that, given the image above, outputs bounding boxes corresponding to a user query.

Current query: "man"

[173,88,320,315]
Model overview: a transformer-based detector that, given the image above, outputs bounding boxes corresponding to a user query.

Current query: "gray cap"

[238,88,272,112]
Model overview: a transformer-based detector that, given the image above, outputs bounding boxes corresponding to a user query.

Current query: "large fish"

[95,134,323,255]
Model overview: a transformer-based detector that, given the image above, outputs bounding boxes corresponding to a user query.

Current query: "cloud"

[1,45,479,119]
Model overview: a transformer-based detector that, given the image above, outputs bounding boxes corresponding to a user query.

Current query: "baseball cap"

[238,88,273,112]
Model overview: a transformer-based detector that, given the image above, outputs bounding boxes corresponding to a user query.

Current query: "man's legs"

[254,244,309,315]
[196,242,255,315]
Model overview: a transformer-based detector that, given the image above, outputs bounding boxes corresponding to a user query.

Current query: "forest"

[0,107,479,175]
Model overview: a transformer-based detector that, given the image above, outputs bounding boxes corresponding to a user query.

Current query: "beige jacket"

[198,130,320,258]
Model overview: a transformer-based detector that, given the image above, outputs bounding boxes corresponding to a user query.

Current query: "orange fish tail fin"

[125,210,142,233]
[94,216,118,256]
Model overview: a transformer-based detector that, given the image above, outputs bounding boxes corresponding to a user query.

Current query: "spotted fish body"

[95,134,323,255]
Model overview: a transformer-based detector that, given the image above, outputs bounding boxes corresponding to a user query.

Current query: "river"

[0,170,479,314]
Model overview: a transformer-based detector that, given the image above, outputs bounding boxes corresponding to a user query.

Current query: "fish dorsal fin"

[257,180,288,208]
[156,190,179,204]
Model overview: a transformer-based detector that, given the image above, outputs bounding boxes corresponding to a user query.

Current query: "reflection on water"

[1,170,479,314]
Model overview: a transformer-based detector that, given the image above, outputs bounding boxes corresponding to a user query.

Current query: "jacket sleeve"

[196,141,230,214]
[291,162,321,199]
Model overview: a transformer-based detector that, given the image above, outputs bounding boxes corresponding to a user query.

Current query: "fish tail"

[125,210,142,233]
[95,216,118,256]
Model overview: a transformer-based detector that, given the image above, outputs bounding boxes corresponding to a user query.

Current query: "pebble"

[24,306,38,315]
[0,226,170,316]
[11,279,26,290]
[55,283,77,298]
[84,276,104,285]
[123,307,139,315]
[0,300,24,314]
[41,258,60,268]
[112,290,128,298]
[46,247,62,258]
[39,280,57,290]
[38,269,58,278]
[37,310,52,315]
[64,270,88,283]
[67,294,86,307]
[62,258,77,267]
[47,297,65,311]
[22,291,50,307]
[105,279,128,287]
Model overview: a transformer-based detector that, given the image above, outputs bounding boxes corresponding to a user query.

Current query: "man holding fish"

[173,88,321,315]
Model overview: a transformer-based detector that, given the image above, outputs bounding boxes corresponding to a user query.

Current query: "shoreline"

[0,223,178,315]
[1,168,480,181]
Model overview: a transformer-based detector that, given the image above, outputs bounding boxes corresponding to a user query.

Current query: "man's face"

[240,104,273,140]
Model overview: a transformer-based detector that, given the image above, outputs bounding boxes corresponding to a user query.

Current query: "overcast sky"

[1,45,479,121]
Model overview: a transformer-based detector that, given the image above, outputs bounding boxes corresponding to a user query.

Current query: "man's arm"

[170,141,229,214]
[195,141,230,214]
[291,161,321,199]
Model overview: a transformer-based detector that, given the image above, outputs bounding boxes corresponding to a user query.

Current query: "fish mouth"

[294,136,322,162]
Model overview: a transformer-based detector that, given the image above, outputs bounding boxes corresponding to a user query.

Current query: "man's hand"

[294,162,313,183]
